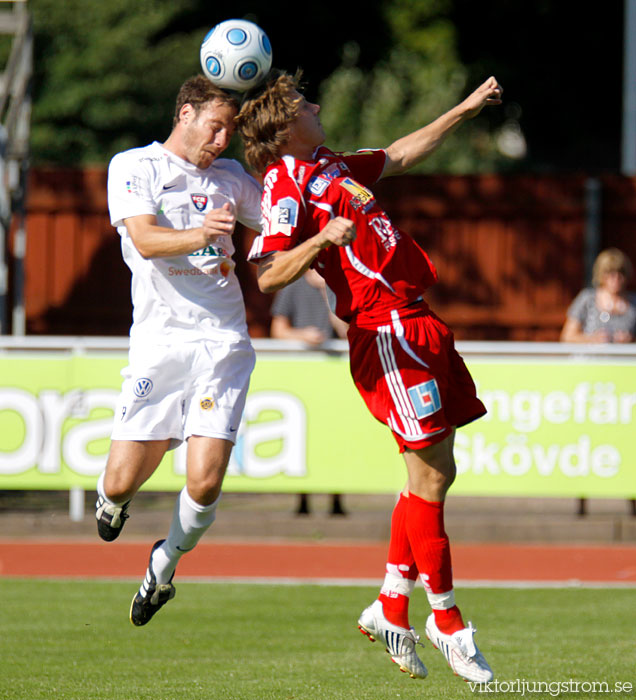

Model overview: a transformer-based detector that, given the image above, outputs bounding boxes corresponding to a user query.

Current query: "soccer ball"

[200,19,272,92]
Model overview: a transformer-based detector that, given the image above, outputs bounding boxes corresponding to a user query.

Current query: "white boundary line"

[2,574,635,588]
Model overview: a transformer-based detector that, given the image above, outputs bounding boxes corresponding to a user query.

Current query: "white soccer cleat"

[425,613,493,683]
[357,600,428,679]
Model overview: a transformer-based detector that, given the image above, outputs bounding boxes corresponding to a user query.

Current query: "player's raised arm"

[381,76,503,178]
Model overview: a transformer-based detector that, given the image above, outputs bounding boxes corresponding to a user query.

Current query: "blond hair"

[236,70,303,172]
[592,248,633,286]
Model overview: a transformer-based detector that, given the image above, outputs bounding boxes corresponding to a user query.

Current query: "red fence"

[13,168,636,340]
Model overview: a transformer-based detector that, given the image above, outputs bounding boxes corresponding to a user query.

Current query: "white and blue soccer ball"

[200,19,272,92]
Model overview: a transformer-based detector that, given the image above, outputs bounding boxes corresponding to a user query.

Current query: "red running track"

[0,540,634,585]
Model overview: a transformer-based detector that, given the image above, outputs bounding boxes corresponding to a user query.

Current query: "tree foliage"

[30,0,204,165]
[27,0,506,170]
[317,0,505,173]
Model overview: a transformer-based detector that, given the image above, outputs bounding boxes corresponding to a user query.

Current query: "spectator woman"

[561,248,636,343]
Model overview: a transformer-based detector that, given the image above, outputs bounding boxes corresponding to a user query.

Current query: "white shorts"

[111,337,255,448]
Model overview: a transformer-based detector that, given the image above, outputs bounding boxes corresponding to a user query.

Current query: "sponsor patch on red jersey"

[339,177,375,212]
[270,196,298,236]
[407,379,442,418]
[308,176,330,196]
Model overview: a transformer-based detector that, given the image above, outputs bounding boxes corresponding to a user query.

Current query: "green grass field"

[1,580,634,700]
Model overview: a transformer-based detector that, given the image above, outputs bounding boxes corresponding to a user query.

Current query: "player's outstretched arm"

[382,76,503,178]
[257,217,356,294]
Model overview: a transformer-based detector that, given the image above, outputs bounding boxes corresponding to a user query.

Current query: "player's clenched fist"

[461,76,503,119]
[202,202,236,242]
[318,216,357,249]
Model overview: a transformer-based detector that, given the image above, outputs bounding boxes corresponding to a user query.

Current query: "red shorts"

[348,306,486,452]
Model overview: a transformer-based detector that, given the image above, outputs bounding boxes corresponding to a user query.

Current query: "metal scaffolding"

[0,0,31,335]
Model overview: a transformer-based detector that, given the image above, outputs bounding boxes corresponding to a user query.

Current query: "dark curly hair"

[173,75,239,127]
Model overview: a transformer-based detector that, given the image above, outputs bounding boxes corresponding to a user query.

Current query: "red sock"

[405,492,464,634]
[434,605,465,635]
[378,494,418,628]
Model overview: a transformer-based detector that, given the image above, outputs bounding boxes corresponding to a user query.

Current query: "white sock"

[380,571,416,598]
[96,471,128,506]
[151,487,220,584]
[426,588,456,610]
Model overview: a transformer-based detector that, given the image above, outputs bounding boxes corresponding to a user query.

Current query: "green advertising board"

[0,350,634,497]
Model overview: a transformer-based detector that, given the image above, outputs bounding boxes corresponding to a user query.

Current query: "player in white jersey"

[95,76,262,626]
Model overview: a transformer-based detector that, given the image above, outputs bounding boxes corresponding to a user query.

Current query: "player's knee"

[103,471,136,503]
[187,473,224,506]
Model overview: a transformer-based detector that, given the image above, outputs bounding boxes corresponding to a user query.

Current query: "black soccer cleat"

[130,540,176,627]
[95,495,130,541]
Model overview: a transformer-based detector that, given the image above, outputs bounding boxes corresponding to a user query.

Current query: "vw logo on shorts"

[133,377,154,398]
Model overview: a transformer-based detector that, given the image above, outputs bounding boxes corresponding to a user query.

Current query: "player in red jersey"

[237,70,502,683]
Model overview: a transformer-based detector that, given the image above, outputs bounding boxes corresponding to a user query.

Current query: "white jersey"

[107,141,262,344]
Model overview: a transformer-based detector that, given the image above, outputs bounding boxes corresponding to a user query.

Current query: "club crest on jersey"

[272,196,298,236]
[191,193,208,211]
[200,397,214,411]
[407,379,442,419]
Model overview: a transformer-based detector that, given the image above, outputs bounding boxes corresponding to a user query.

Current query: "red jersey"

[248,147,438,325]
